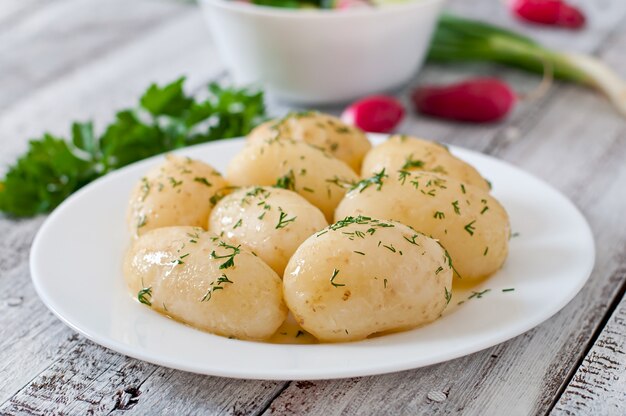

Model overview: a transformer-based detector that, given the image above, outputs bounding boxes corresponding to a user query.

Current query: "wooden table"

[1,0,625,414]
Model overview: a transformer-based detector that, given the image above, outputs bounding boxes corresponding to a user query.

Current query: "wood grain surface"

[552,290,626,415]
[1,0,625,415]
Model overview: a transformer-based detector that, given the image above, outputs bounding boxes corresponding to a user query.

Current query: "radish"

[411,78,516,123]
[510,0,585,29]
[341,95,405,133]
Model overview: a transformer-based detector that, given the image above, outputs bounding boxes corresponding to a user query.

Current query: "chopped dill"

[276,211,297,229]
[352,169,387,193]
[330,268,345,287]
[194,177,212,187]
[275,170,296,190]
[210,241,241,269]
[138,287,152,306]
[464,220,476,236]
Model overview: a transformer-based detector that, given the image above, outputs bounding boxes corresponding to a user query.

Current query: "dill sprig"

[276,211,297,229]
[464,220,476,236]
[468,289,491,299]
[193,177,212,187]
[330,268,345,287]
[275,170,296,190]
[210,241,242,269]
[201,273,234,302]
[402,156,425,170]
[351,169,388,193]
[138,287,152,306]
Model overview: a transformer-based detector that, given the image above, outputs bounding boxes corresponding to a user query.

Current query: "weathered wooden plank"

[549,26,626,416]
[0,0,53,28]
[0,9,225,167]
[109,370,285,416]
[551,288,626,416]
[0,218,79,404]
[0,0,186,113]
[0,335,286,416]
[0,339,155,415]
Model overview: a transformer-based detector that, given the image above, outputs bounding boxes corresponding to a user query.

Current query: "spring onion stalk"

[428,14,626,116]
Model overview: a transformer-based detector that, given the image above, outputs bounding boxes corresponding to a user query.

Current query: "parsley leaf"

[0,77,266,217]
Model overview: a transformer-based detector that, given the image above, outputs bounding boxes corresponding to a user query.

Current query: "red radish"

[510,0,585,29]
[411,78,516,123]
[342,95,405,133]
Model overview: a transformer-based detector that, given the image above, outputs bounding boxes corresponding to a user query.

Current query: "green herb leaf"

[140,77,193,117]
[276,211,297,229]
[330,268,345,288]
[274,170,296,191]
[210,241,242,269]
[0,78,266,217]
[138,287,153,306]
[351,169,388,193]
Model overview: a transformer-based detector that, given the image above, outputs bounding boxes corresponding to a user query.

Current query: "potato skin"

[361,135,490,191]
[127,155,228,237]
[283,217,453,342]
[226,138,359,222]
[123,226,287,340]
[209,186,328,275]
[248,112,371,172]
[335,170,509,281]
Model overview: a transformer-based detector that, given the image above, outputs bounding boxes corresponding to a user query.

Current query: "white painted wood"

[552,291,626,416]
[0,0,625,414]
[0,0,52,28]
[0,0,187,113]
[0,4,225,168]
[0,336,286,415]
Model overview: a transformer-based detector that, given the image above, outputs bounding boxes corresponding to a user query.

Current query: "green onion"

[429,14,626,116]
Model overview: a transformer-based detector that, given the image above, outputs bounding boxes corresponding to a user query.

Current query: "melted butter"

[452,274,492,291]
[140,277,493,345]
[267,314,318,345]
[443,275,494,317]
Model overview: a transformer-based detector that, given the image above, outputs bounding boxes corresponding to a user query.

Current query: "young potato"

[226,138,359,222]
[283,216,453,342]
[124,226,288,341]
[247,111,371,172]
[127,155,228,237]
[361,135,490,191]
[209,186,328,275]
[335,170,510,281]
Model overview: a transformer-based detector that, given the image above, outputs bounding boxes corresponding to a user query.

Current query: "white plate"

[30,135,595,380]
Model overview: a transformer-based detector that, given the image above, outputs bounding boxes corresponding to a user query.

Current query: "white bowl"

[199,0,445,104]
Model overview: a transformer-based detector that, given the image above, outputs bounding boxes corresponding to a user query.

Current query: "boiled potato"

[248,111,371,172]
[209,186,328,275]
[283,216,453,342]
[226,138,359,221]
[124,226,287,340]
[361,135,490,191]
[127,155,228,237]
[335,170,509,281]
